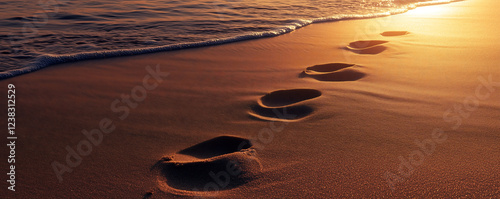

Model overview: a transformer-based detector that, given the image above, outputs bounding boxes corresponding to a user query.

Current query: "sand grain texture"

[1,0,499,198]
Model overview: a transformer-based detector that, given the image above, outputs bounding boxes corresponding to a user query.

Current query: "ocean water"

[0,0,460,78]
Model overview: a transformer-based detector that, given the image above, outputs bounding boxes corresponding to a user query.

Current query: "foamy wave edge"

[0,0,462,80]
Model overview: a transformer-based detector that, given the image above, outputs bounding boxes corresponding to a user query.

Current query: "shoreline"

[0,0,463,80]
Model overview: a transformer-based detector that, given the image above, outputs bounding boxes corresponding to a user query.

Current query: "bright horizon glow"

[406,3,455,18]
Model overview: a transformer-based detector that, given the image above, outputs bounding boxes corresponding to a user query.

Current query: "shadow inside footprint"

[307,69,366,81]
[381,31,409,36]
[300,63,366,81]
[344,45,387,55]
[158,153,258,191]
[143,192,153,199]
[178,136,252,159]
[348,40,388,50]
[304,63,355,75]
[153,136,261,194]
[248,104,314,122]
[259,89,321,108]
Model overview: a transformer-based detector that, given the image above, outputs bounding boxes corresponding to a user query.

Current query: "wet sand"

[1,0,499,198]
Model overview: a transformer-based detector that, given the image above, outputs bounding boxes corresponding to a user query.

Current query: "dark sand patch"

[381,31,409,36]
[344,45,387,54]
[300,63,366,81]
[178,136,252,159]
[258,89,321,108]
[306,69,366,81]
[304,63,355,75]
[347,40,388,50]
[248,104,314,122]
[142,192,153,199]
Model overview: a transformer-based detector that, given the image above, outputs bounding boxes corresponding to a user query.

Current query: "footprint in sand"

[345,40,388,54]
[151,136,261,196]
[249,105,314,122]
[381,31,409,37]
[299,63,366,82]
[258,89,321,108]
[248,89,321,122]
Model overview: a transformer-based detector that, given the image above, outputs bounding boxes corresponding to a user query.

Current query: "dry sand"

[1,0,499,198]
